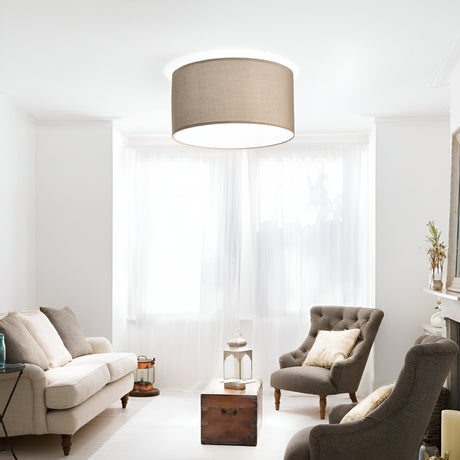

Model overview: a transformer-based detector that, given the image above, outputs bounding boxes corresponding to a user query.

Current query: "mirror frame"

[447,128,460,292]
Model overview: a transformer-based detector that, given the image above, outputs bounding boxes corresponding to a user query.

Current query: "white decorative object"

[223,329,253,382]
[431,311,443,328]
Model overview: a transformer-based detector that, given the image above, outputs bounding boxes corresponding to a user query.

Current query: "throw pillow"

[40,306,92,358]
[340,383,395,423]
[303,328,361,368]
[16,310,72,368]
[0,313,49,370]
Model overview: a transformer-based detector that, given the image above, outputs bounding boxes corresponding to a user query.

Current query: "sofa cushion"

[0,313,49,370]
[16,310,72,368]
[70,353,137,383]
[40,306,92,358]
[45,362,110,409]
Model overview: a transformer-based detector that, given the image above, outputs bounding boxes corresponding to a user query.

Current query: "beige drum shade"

[171,58,294,149]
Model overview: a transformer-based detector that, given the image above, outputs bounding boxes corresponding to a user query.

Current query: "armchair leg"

[349,392,358,403]
[319,395,327,419]
[61,434,72,456]
[274,388,281,410]
[121,393,129,409]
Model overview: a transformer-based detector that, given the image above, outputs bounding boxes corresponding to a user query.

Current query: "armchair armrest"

[309,416,380,460]
[328,402,358,424]
[330,356,365,391]
[86,337,113,354]
[279,350,302,369]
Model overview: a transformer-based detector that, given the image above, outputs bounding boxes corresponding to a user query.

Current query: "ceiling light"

[171,58,294,149]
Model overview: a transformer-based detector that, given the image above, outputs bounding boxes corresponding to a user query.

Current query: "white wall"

[373,116,450,386]
[36,122,113,339]
[0,94,36,310]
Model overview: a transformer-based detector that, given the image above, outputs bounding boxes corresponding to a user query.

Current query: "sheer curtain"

[118,138,372,392]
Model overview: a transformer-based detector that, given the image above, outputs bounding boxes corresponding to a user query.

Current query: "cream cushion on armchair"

[303,329,361,368]
[340,383,395,423]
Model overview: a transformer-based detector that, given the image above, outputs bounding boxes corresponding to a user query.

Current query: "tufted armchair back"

[298,306,383,364]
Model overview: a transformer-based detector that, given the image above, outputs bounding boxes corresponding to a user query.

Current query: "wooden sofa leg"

[319,395,327,419]
[274,388,281,410]
[121,393,129,409]
[349,392,358,403]
[61,434,72,456]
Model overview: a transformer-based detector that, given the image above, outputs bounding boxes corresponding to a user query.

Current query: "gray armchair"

[270,306,384,419]
[284,335,458,460]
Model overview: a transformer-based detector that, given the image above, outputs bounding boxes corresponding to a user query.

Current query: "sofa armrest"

[0,363,47,436]
[86,337,113,354]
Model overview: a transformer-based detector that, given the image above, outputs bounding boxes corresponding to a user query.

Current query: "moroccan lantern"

[223,329,253,385]
[130,355,160,397]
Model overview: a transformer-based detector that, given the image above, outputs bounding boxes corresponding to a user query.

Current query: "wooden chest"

[201,379,262,446]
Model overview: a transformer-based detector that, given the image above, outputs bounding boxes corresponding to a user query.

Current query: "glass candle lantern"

[223,329,253,382]
[130,355,160,397]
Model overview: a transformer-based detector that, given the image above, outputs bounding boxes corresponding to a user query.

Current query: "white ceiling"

[0,0,459,135]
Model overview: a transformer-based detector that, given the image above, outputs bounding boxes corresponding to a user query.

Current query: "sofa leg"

[121,393,129,409]
[61,434,72,456]
[349,392,358,403]
[319,395,327,419]
[274,388,281,410]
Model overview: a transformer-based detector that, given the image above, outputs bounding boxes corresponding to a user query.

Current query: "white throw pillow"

[16,310,72,368]
[303,328,361,368]
[340,383,395,423]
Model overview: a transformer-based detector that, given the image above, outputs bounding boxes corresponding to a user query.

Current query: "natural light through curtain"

[118,139,372,392]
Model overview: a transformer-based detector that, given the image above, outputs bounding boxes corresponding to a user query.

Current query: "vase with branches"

[426,220,447,291]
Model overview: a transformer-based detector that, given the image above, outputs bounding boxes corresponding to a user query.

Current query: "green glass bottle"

[0,333,5,367]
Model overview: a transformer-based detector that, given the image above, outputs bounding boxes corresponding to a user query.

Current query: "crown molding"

[369,114,449,126]
[128,134,174,148]
[37,119,116,127]
[431,38,460,88]
[128,132,369,148]
[293,132,368,144]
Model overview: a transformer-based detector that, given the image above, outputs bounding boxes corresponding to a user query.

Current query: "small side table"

[0,364,25,460]
[201,379,262,446]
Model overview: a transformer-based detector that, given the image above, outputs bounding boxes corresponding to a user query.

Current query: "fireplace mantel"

[425,289,460,409]
[430,290,460,324]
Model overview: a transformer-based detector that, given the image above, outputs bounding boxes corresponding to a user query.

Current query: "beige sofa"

[0,309,137,456]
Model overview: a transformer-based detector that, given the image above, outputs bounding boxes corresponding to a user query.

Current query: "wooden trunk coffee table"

[200,379,262,446]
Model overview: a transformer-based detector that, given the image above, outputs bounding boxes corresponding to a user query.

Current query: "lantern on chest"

[223,329,253,384]
[130,355,160,397]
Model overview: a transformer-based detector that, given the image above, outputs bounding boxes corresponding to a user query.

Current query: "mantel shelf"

[424,288,460,301]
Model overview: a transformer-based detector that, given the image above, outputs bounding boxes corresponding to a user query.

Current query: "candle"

[442,410,460,460]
